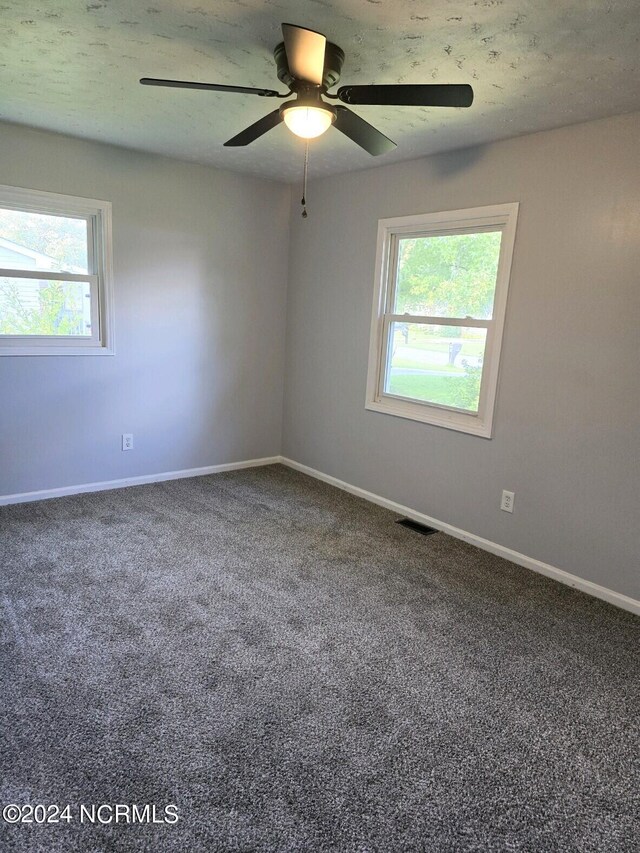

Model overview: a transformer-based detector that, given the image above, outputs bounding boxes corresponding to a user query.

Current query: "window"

[0,185,113,355]
[366,203,519,437]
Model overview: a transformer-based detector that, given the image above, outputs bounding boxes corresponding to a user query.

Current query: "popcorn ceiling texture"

[1,1,639,181]
[1,465,638,851]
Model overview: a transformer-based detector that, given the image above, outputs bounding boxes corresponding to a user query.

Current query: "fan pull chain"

[301,140,309,219]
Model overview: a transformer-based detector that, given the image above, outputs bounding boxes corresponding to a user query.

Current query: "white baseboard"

[0,456,281,506]
[3,453,637,616]
[279,456,640,617]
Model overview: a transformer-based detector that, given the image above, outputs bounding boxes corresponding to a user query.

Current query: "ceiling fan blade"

[337,84,474,108]
[282,23,326,86]
[333,106,396,156]
[223,109,284,147]
[140,78,281,97]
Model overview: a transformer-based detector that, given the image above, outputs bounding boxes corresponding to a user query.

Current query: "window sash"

[382,313,491,328]
[378,316,495,419]
[0,268,96,282]
[385,229,503,318]
[0,273,100,346]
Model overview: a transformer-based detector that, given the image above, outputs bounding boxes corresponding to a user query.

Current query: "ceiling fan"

[140,23,473,156]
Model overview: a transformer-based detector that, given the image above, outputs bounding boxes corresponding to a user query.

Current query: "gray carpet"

[1,464,638,853]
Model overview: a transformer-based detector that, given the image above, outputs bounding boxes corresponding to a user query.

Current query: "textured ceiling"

[1,1,639,183]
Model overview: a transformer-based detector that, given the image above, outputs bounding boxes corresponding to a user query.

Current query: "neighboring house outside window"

[366,203,519,438]
[0,185,113,355]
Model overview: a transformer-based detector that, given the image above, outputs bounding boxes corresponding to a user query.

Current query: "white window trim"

[0,184,114,356]
[365,203,519,438]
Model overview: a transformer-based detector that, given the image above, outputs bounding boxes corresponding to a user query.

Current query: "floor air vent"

[397,518,439,536]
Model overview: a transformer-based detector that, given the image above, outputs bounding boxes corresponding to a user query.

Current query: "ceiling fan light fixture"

[281,103,336,139]
[142,23,473,154]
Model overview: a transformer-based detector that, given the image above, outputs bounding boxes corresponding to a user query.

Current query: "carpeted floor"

[1,464,638,852]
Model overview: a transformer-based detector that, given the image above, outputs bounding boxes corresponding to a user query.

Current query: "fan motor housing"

[274,40,345,91]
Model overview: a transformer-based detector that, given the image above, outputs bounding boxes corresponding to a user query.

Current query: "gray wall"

[0,123,290,495]
[282,112,640,600]
[2,114,638,601]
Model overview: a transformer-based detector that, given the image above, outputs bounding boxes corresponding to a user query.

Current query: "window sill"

[0,345,114,357]
[365,397,493,438]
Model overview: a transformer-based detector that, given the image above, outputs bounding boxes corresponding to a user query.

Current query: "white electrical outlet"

[500,489,515,513]
[122,433,134,451]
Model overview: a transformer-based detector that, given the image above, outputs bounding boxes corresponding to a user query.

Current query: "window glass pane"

[394,230,502,319]
[0,208,89,273]
[0,277,92,337]
[384,322,486,413]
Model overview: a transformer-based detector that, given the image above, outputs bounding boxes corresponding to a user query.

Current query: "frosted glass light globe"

[282,105,335,139]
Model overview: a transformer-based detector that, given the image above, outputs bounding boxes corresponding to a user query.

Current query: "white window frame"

[0,184,114,356]
[365,203,519,438]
